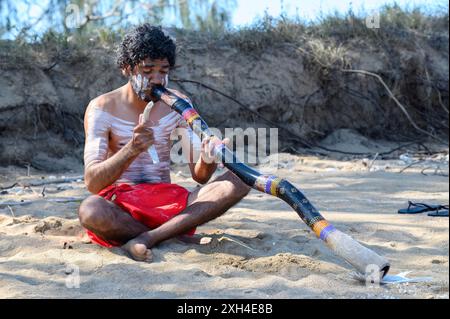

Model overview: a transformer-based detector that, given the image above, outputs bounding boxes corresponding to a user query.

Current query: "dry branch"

[341,69,447,145]
[0,176,84,191]
[0,197,85,209]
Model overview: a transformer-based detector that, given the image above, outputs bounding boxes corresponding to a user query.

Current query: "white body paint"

[84,105,201,184]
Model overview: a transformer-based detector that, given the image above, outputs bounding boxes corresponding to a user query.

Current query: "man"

[78,24,250,262]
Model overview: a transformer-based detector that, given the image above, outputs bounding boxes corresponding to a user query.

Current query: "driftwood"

[367,153,379,171]
[0,176,84,191]
[399,160,426,173]
[421,166,449,177]
[0,197,85,208]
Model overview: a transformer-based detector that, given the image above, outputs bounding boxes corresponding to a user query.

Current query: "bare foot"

[122,234,153,262]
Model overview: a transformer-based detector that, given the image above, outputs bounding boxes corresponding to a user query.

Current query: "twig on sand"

[7,205,15,217]
[435,166,447,177]
[218,235,256,251]
[421,166,449,177]
[24,185,39,197]
[0,201,31,208]
[421,167,432,176]
[417,143,433,155]
[319,141,425,157]
[367,152,379,171]
[45,197,85,203]
[399,160,426,174]
[1,182,18,190]
[437,167,449,177]
[0,197,84,208]
[0,176,84,191]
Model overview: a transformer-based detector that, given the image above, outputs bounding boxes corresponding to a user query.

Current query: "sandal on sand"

[398,201,448,214]
[427,209,449,217]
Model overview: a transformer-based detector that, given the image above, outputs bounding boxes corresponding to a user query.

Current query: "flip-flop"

[398,201,446,214]
[427,209,449,217]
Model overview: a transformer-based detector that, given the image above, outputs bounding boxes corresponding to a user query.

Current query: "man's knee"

[220,171,251,201]
[78,195,107,229]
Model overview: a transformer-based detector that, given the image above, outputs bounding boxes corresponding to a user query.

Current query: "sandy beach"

[0,153,448,299]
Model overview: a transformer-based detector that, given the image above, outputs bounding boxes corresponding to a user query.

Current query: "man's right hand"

[129,123,155,155]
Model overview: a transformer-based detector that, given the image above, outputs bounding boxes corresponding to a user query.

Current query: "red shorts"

[86,183,194,248]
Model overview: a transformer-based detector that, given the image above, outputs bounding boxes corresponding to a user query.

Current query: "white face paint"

[130,59,169,101]
[163,74,169,87]
[130,72,152,102]
[135,74,142,91]
[142,75,149,90]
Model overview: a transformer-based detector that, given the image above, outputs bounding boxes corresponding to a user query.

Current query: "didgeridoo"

[151,85,390,279]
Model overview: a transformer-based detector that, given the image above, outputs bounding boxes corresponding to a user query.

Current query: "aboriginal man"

[78,24,250,262]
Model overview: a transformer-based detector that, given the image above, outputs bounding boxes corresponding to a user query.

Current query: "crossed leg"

[78,170,250,261]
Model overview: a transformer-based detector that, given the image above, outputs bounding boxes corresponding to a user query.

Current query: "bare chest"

[107,102,179,152]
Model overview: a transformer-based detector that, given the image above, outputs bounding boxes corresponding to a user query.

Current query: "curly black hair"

[116,24,176,70]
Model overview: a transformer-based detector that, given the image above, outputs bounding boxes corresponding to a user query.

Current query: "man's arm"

[187,136,230,185]
[85,141,141,194]
[166,88,225,184]
[188,152,217,185]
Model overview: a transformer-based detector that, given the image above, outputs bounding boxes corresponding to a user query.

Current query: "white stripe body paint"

[84,105,201,184]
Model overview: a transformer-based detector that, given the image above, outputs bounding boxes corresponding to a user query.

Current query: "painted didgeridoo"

[151,85,390,279]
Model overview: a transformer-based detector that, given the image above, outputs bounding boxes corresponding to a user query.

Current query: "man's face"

[129,58,170,102]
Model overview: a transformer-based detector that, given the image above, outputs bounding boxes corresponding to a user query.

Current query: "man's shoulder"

[87,89,122,113]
